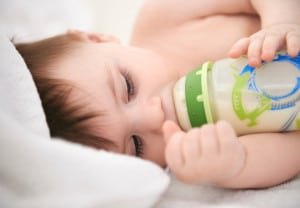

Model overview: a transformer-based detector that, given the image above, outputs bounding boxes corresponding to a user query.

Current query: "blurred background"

[0,0,144,44]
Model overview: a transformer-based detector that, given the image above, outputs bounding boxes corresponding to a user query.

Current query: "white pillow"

[0,32,50,137]
[0,34,169,208]
[0,0,94,43]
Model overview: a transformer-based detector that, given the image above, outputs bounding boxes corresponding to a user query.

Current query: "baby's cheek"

[146,137,167,167]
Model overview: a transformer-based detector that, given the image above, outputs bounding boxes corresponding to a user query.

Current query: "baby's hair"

[15,34,114,150]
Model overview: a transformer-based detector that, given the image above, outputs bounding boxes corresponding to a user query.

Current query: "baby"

[15,0,300,189]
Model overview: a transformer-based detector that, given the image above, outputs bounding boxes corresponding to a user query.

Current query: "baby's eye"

[132,135,144,157]
[123,72,135,101]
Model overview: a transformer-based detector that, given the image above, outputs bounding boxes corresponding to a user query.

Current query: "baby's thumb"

[162,120,182,143]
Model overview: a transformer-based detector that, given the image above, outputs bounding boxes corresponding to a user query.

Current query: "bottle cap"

[185,61,214,127]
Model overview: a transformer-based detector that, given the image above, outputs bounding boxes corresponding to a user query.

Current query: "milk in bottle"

[173,52,300,135]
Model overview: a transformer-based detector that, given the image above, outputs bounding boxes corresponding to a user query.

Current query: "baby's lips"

[160,82,179,125]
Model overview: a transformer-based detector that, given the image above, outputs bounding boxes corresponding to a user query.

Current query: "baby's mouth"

[160,81,179,125]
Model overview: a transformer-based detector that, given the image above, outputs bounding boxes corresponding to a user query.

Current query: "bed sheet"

[155,173,300,208]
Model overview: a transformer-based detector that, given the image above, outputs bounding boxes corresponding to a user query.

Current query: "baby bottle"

[173,52,300,135]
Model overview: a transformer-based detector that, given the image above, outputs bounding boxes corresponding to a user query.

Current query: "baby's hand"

[229,23,300,67]
[163,121,246,185]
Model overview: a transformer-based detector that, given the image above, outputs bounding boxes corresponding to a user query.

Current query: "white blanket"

[156,174,300,208]
[1,0,300,207]
[0,32,169,208]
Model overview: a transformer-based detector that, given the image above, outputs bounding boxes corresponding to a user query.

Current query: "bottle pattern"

[231,53,300,131]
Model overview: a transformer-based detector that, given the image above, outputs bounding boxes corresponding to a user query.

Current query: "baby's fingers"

[229,37,250,58]
[164,131,185,172]
[261,34,283,62]
[287,31,300,57]
[163,120,182,143]
[163,121,185,169]
[247,35,265,67]
[216,121,246,179]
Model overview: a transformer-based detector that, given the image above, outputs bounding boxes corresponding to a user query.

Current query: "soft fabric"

[155,173,300,208]
[0,0,94,43]
[0,33,49,138]
[0,34,169,208]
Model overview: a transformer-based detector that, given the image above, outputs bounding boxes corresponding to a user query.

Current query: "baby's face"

[52,41,179,167]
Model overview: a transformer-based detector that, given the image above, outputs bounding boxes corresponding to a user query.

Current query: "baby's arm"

[133,0,255,24]
[163,120,300,189]
[131,0,256,43]
[229,0,300,66]
[220,130,300,188]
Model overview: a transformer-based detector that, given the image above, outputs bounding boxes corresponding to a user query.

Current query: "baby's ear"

[67,29,120,43]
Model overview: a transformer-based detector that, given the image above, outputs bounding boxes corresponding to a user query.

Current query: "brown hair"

[15,34,114,150]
